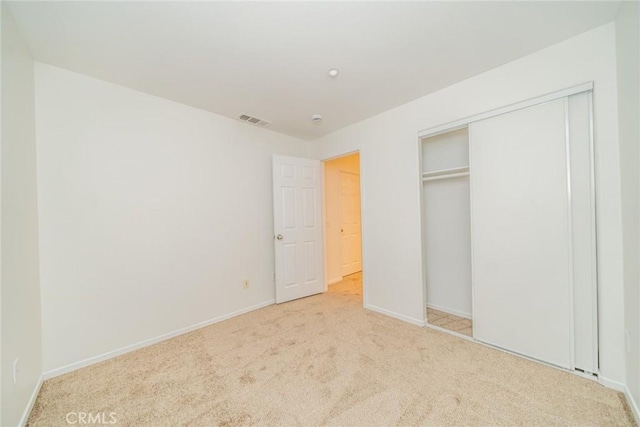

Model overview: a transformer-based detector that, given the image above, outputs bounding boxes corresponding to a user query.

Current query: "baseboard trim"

[625,385,640,424]
[599,376,626,392]
[426,303,472,320]
[18,374,44,427]
[365,304,426,327]
[327,277,343,285]
[43,299,275,380]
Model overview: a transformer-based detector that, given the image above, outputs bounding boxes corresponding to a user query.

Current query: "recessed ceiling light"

[311,114,323,122]
[328,68,339,78]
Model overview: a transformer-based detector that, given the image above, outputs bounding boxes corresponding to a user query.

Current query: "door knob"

[276,234,283,240]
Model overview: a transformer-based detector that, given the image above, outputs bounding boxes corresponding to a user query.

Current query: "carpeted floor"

[28,272,635,426]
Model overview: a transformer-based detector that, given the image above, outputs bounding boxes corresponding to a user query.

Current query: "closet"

[420,84,598,375]
[422,128,472,336]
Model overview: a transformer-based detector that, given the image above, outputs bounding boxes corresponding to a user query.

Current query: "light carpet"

[28,273,635,426]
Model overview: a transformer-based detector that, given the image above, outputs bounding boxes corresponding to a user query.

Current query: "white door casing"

[273,155,325,304]
[340,171,362,276]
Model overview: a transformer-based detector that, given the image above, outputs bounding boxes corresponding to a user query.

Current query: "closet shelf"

[422,166,469,182]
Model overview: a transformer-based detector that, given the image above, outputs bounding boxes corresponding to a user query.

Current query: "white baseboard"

[599,376,626,392]
[625,386,640,425]
[327,277,343,285]
[18,374,44,427]
[43,299,275,380]
[426,303,472,320]
[365,303,426,327]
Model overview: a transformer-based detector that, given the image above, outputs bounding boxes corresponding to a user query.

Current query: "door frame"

[321,150,366,306]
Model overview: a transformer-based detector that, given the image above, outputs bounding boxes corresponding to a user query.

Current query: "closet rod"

[422,172,469,182]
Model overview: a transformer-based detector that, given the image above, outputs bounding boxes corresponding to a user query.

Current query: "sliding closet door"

[470,99,572,368]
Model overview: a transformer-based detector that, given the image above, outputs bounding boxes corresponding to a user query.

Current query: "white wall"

[616,0,640,416]
[324,153,360,284]
[34,63,309,373]
[1,5,43,426]
[309,23,626,384]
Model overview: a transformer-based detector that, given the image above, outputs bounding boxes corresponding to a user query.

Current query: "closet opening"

[323,152,363,302]
[421,127,473,337]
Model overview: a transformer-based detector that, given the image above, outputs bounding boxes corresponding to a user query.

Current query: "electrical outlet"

[13,359,20,385]
[243,280,250,289]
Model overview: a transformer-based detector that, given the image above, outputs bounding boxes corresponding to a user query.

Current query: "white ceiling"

[8,1,620,140]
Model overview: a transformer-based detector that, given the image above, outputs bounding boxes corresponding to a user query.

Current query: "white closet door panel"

[470,99,572,368]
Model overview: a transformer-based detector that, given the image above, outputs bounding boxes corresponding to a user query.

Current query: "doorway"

[323,152,363,297]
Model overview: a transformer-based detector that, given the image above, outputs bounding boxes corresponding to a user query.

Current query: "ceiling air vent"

[237,112,271,127]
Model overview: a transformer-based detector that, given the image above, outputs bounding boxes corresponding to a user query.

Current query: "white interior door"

[339,171,362,276]
[273,155,325,304]
[469,99,573,369]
